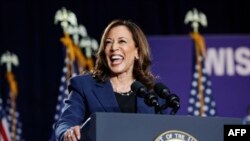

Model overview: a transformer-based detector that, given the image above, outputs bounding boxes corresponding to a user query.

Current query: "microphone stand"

[155,104,162,114]
[168,94,180,115]
[158,103,179,115]
[159,94,180,115]
[145,92,163,114]
[170,106,180,115]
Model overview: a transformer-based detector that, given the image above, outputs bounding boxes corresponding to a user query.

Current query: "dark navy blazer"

[55,74,159,141]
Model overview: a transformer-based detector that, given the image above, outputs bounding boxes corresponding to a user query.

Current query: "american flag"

[49,31,96,140]
[5,72,25,141]
[50,10,97,138]
[5,93,24,141]
[49,47,78,141]
[0,91,11,141]
[49,33,84,141]
[187,33,216,117]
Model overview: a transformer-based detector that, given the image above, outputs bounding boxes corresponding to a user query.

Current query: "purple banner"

[148,35,250,118]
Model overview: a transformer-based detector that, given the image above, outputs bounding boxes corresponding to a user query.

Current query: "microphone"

[154,82,180,113]
[167,93,180,109]
[154,82,171,99]
[145,91,159,107]
[131,81,160,108]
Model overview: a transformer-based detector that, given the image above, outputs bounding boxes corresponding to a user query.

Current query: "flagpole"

[193,33,205,116]
[185,8,216,117]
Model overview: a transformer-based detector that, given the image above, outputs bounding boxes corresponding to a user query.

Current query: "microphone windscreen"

[154,82,170,99]
[131,81,147,97]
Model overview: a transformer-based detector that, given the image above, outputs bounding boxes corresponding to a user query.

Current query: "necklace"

[115,90,133,96]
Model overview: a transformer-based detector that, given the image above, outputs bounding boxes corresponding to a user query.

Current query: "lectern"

[81,112,241,141]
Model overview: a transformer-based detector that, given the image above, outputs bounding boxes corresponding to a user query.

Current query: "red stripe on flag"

[0,119,10,141]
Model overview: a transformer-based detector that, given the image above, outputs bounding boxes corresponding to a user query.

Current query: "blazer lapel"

[92,79,154,113]
[93,80,120,112]
[137,97,155,113]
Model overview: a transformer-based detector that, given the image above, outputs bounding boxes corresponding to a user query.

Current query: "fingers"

[74,126,81,140]
[64,129,74,141]
[65,129,77,141]
[64,126,81,141]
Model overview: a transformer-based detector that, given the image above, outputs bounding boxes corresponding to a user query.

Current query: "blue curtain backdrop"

[0,0,250,141]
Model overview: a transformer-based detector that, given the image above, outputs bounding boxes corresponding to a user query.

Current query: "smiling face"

[104,25,138,76]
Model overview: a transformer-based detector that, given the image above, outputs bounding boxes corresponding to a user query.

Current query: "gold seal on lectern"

[154,130,198,141]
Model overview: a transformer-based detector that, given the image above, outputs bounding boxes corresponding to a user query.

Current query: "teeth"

[111,55,123,60]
